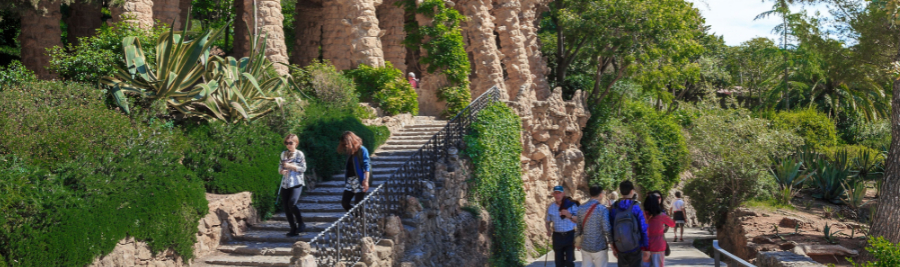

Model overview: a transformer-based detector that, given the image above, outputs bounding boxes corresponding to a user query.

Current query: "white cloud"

[684,0,831,46]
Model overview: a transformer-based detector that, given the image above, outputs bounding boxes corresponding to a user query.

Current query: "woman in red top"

[641,194,675,267]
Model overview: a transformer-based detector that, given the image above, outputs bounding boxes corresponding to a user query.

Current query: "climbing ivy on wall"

[464,102,527,266]
[399,0,472,116]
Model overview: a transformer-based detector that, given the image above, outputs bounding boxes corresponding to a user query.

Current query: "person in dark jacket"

[338,131,371,211]
[609,181,650,267]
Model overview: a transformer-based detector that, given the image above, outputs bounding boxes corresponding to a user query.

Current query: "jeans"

[581,249,609,267]
[280,185,305,232]
[552,230,576,267]
[618,250,643,267]
[341,190,366,211]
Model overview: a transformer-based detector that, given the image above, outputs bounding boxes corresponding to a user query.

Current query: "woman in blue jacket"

[338,131,371,211]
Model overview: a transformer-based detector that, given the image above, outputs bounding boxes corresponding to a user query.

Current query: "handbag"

[574,203,599,248]
[665,242,671,256]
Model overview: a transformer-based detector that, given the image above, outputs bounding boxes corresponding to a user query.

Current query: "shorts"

[674,211,686,225]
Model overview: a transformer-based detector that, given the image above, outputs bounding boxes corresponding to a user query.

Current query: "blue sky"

[684,0,831,46]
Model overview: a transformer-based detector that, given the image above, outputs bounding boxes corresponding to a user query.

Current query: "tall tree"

[756,0,797,109]
[11,0,65,79]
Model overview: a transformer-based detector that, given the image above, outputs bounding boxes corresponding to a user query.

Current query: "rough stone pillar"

[343,0,385,68]
[110,0,155,29]
[459,0,507,100]
[178,0,192,30]
[321,0,353,70]
[378,0,407,71]
[19,0,63,80]
[494,0,534,101]
[233,0,250,58]
[289,241,317,267]
[65,1,103,46]
[237,0,291,75]
[521,0,551,100]
[291,0,324,67]
[152,0,182,29]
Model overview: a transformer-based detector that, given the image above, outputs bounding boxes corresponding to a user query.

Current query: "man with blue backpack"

[609,181,649,267]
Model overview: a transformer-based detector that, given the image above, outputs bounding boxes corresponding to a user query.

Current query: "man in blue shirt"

[546,185,578,267]
[609,181,649,267]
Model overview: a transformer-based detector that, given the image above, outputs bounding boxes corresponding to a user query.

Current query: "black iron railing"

[309,86,501,266]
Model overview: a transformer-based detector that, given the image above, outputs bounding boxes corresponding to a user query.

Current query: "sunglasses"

[284,141,294,145]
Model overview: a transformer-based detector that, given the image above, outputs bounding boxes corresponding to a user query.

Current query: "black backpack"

[612,200,642,252]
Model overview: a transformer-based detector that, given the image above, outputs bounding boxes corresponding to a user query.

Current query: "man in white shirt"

[670,191,686,242]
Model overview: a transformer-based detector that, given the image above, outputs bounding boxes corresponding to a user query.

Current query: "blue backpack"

[613,200,642,252]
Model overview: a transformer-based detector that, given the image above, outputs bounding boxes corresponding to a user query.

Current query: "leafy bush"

[583,100,689,193]
[291,60,359,109]
[0,60,36,88]
[344,62,418,115]
[849,236,900,267]
[0,82,206,266]
[772,109,838,149]
[48,22,166,83]
[683,105,801,228]
[182,122,284,218]
[464,102,526,266]
[292,101,390,179]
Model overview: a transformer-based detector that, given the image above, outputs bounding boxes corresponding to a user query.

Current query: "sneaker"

[298,223,307,233]
[286,230,299,237]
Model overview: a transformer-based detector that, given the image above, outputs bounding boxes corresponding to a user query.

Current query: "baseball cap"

[553,185,564,192]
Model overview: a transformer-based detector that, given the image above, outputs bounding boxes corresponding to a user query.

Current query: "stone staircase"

[196,116,447,267]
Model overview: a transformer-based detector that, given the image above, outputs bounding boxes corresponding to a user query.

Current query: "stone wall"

[494,0,532,100]
[152,0,182,29]
[506,87,589,253]
[18,0,62,80]
[459,0,507,99]
[362,113,416,134]
[88,193,258,267]
[718,207,757,261]
[291,0,324,67]
[757,252,825,267]
[378,0,408,71]
[110,0,155,29]
[237,0,290,75]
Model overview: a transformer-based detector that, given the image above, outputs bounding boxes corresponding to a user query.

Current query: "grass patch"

[745,198,796,212]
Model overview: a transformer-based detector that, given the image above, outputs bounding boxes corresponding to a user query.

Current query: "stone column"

[291,0,324,67]
[178,0,192,30]
[459,0,507,100]
[321,0,353,70]
[110,0,155,29]
[65,1,103,47]
[152,0,182,29]
[19,0,63,80]
[521,0,551,100]
[344,0,385,68]
[233,0,250,57]
[378,0,406,71]
[237,0,291,75]
[494,0,534,101]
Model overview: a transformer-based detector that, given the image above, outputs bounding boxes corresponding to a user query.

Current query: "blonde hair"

[337,131,363,155]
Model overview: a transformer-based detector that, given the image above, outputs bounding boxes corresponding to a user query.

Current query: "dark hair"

[619,181,634,196]
[338,131,363,155]
[649,190,666,211]
[644,194,663,216]
[589,185,604,197]
[675,191,682,198]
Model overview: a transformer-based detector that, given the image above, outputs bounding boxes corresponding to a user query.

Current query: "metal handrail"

[713,240,755,267]
[307,86,501,266]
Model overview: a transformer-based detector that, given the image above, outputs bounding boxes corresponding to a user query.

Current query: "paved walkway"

[526,228,720,267]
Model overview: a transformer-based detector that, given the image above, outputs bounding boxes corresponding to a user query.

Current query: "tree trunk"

[232,0,250,58]
[19,0,63,80]
[65,0,102,47]
[109,0,154,29]
[865,73,900,260]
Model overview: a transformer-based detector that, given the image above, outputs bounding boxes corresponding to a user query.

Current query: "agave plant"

[812,156,852,204]
[189,33,286,123]
[842,179,867,210]
[852,149,883,181]
[99,15,226,114]
[770,157,807,205]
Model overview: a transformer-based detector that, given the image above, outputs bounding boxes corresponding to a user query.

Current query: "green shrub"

[683,105,801,228]
[48,22,166,83]
[0,60,36,88]
[853,119,891,151]
[293,101,390,179]
[849,236,900,267]
[291,60,359,109]
[464,102,526,266]
[0,82,206,266]
[772,109,838,149]
[182,122,284,218]
[821,145,881,164]
[344,62,419,115]
[583,100,689,193]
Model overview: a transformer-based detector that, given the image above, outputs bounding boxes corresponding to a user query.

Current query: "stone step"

[293,203,346,213]
[367,155,415,162]
[251,221,333,232]
[385,139,430,146]
[305,187,370,196]
[407,123,450,128]
[328,173,391,181]
[383,135,436,140]
[378,145,426,151]
[232,229,319,243]
[217,242,294,256]
[297,195,343,204]
[392,131,444,137]
[366,161,408,168]
[202,254,292,267]
[270,212,345,223]
[316,179,387,188]
[373,150,418,157]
